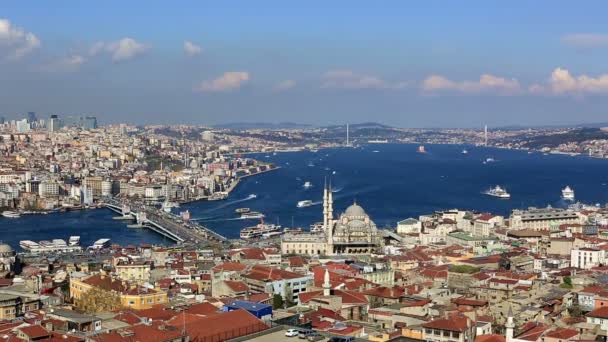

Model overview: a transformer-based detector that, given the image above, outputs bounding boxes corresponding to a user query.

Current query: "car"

[299,330,313,339]
[307,332,325,341]
[286,329,299,337]
[328,337,354,342]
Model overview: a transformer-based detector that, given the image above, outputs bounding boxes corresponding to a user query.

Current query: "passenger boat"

[561,186,575,201]
[2,211,20,218]
[297,200,314,208]
[240,223,281,239]
[485,185,511,199]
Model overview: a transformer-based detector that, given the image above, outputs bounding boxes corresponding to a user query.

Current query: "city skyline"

[2,1,608,127]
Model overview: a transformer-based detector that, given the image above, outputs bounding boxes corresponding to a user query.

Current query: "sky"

[1,1,608,128]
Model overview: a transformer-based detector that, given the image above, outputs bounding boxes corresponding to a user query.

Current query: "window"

[129,301,135,305]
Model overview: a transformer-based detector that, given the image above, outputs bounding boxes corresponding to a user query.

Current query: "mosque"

[281,180,384,256]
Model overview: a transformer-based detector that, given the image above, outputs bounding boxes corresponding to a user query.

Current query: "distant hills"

[213,122,313,130]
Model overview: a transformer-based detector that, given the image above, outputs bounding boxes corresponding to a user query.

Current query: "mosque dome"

[344,202,366,217]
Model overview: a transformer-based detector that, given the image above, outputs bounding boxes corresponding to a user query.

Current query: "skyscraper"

[27,112,37,123]
[49,115,61,132]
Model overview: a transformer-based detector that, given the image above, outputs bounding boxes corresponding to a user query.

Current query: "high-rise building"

[16,119,30,133]
[49,115,61,132]
[27,112,37,123]
[82,116,98,129]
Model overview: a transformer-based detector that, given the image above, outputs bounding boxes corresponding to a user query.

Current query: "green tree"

[561,276,573,289]
[272,294,284,309]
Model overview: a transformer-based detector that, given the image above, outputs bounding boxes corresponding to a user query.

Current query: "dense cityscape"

[4,2,608,341]
[0,113,606,342]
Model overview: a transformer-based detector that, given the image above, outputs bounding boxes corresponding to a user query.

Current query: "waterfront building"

[509,207,580,231]
[282,180,383,256]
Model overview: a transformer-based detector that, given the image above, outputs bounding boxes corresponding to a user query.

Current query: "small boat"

[2,211,21,218]
[235,207,251,214]
[561,186,575,201]
[372,150,380,153]
[417,145,426,153]
[241,211,265,219]
[303,181,313,188]
[332,171,336,175]
[307,161,315,167]
[297,200,314,208]
[485,185,510,199]
[462,149,468,154]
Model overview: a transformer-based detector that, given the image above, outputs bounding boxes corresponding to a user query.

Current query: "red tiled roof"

[422,316,469,332]
[476,334,505,342]
[183,309,268,340]
[185,302,220,316]
[19,325,50,339]
[224,280,249,293]
[544,328,578,339]
[516,322,549,341]
[212,262,246,272]
[587,306,608,319]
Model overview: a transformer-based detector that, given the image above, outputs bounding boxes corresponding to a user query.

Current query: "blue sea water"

[2,143,608,249]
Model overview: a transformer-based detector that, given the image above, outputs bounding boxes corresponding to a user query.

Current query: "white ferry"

[241,211,265,219]
[69,236,80,246]
[303,181,313,188]
[561,186,575,201]
[240,223,281,239]
[485,186,511,199]
[368,139,388,143]
[90,238,111,249]
[297,200,314,208]
[20,237,82,253]
[2,211,21,218]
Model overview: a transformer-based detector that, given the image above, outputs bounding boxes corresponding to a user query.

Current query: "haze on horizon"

[1,1,608,128]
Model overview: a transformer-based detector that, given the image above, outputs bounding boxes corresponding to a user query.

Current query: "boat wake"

[202,194,257,213]
[331,187,344,193]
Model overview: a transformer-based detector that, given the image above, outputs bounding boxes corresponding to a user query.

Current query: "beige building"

[115,261,151,283]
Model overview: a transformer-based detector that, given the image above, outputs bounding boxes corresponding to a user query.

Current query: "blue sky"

[1,1,608,127]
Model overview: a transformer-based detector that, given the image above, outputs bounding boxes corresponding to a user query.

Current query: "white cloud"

[529,67,608,95]
[321,69,407,90]
[195,72,250,92]
[0,18,40,60]
[274,79,296,91]
[561,33,608,49]
[39,54,86,72]
[184,41,202,56]
[88,38,147,62]
[422,74,521,94]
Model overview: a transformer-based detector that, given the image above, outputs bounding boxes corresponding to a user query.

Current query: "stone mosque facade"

[281,180,383,256]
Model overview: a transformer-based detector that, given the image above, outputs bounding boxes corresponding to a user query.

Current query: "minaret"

[323,269,331,296]
[327,179,334,226]
[505,306,514,342]
[484,125,488,146]
[323,177,328,229]
[346,124,350,146]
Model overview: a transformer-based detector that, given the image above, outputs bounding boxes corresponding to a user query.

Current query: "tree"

[272,294,284,309]
[76,287,121,313]
[561,276,573,289]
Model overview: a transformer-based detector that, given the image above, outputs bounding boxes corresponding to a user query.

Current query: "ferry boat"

[20,237,82,253]
[561,186,575,201]
[240,223,281,239]
[303,181,313,188]
[368,139,388,144]
[90,238,111,249]
[309,222,324,233]
[485,185,511,199]
[241,211,265,219]
[2,211,21,218]
[417,145,426,153]
[297,200,314,208]
[235,207,251,214]
[68,236,80,246]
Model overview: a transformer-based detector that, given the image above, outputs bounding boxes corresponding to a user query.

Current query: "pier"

[103,199,227,244]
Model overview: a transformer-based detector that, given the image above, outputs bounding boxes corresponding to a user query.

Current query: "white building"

[571,247,602,269]
[396,218,421,235]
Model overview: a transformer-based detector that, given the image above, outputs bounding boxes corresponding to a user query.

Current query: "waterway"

[2,143,608,249]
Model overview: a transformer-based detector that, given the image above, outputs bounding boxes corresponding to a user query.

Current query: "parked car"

[328,337,354,342]
[299,330,313,339]
[307,332,325,341]
[286,329,299,337]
